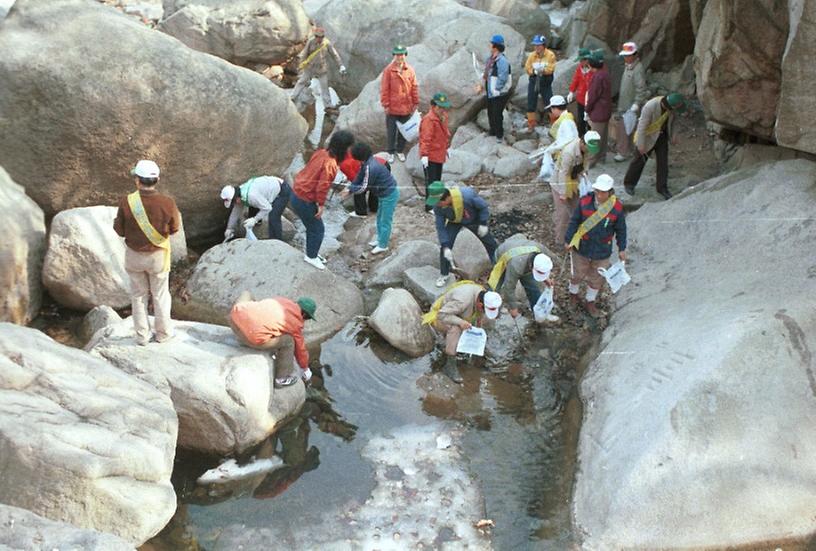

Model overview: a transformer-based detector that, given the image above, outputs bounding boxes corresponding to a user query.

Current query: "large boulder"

[403,265,446,305]
[457,0,551,39]
[0,166,46,325]
[573,160,816,548]
[0,505,134,551]
[368,288,434,357]
[0,0,307,244]
[451,227,493,279]
[41,206,187,311]
[159,0,310,66]
[0,323,177,545]
[317,0,525,99]
[405,145,483,181]
[368,239,439,287]
[174,239,364,343]
[87,318,305,455]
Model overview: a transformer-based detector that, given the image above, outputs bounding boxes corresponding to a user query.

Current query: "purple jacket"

[586,67,612,123]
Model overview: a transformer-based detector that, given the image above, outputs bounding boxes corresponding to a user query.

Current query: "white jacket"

[226,176,283,231]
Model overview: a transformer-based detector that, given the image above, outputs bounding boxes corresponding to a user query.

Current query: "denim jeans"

[290,193,324,259]
[268,182,291,240]
[375,188,400,248]
[527,74,553,113]
[386,113,411,154]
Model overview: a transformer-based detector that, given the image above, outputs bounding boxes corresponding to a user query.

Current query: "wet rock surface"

[368,288,435,358]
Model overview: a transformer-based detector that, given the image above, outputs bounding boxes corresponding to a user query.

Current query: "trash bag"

[533,286,555,322]
[538,152,555,181]
[578,174,592,197]
[598,261,631,294]
[623,110,637,135]
[396,110,421,142]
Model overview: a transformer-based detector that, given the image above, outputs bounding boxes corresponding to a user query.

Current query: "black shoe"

[442,358,463,384]
[624,184,636,195]
[657,189,673,200]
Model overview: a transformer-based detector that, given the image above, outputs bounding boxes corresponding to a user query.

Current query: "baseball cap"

[314,27,325,37]
[619,42,638,56]
[575,47,591,61]
[545,95,567,109]
[425,181,447,207]
[532,254,553,282]
[392,44,408,55]
[131,160,160,179]
[297,297,317,320]
[432,92,451,108]
[666,92,686,112]
[592,174,614,192]
[483,291,502,319]
[220,185,235,208]
[583,130,601,154]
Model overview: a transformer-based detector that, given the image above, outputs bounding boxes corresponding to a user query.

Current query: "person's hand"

[459,320,473,330]
[638,146,647,156]
[619,250,627,262]
[315,205,324,219]
[509,308,520,319]
[545,278,555,288]
[629,103,639,113]
[442,247,454,262]
[301,367,313,382]
[421,156,429,168]
[223,228,235,241]
[475,83,484,94]
[583,111,589,122]
[242,217,257,229]
[339,65,347,75]
[477,225,488,237]
[567,92,574,103]
[564,243,572,252]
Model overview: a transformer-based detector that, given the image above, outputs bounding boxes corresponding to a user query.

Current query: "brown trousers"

[570,252,610,290]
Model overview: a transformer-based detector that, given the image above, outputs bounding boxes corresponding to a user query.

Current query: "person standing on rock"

[422,282,503,383]
[623,93,686,200]
[419,92,452,207]
[380,44,419,163]
[564,174,626,318]
[488,238,558,322]
[524,35,556,132]
[338,149,389,219]
[585,51,612,167]
[567,48,593,136]
[291,27,346,112]
[481,34,512,143]
[340,141,400,255]
[228,291,317,387]
[291,130,355,270]
[531,95,578,162]
[426,182,498,288]
[220,176,291,242]
[613,42,649,162]
[549,130,601,244]
[113,160,180,346]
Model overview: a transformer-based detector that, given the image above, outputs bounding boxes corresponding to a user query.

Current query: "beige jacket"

[436,283,484,328]
[494,239,554,310]
[551,138,585,195]
[635,96,675,153]
[297,37,342,75]
[617,59,648,113]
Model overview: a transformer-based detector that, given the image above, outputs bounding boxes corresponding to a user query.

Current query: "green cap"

[297,297,317,320]
[392,44,408,55]
[425,181,447,207]
[575,47,591,61]
[590,49,605,63]
[666,92,686,112]
[432,92,451,108]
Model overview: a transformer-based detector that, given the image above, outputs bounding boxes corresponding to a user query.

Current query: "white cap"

[132,160,160,178]
[545,95,567,109]
[583,130,601,143]
[592,174,615,192]
[619,42,638,56]
[483,291,502,320]
[532,254,553,282]
[220,185,236,207]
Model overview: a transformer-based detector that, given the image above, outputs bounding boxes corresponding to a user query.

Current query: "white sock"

[569,283,580,295]
[586,287,599,302]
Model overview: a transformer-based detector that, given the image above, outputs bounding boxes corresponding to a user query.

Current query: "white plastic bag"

[578,174,592,197]
[623,110,638,135]
[598,261,631,294]
[538,152,555,181]
[533,286,555,322]
[396,110,421,142]
[245,227,258,241]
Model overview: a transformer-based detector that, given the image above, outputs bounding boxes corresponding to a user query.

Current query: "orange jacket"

[230,298,309,370]
[419,108,450,164]
[380,61,419,116]
[293,149,338,206]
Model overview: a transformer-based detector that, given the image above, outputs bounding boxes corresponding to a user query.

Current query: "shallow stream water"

[143,320,597,551]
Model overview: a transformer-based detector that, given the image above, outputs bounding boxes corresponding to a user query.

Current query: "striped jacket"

[565,192,627,260]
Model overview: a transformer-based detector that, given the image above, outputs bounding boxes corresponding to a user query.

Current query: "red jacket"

[585,67,612,123]
[419,109,451,164]
[380,61,419,116]
[338,152,387,181]
[229,298,309,370]
[569,65,592,106]
[293,149,338,206]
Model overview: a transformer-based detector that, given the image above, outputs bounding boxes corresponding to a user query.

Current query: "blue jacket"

[485,53,511,97]
[434,186,490,247]
[565,192,627,260]
[349,157,397,198]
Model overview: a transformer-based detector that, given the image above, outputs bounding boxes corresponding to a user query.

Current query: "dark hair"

[477,290,487,305]
[588,57,604,69]
[327,130,355,159]
[350,141,372,162]
[492,43,505,53]
[570,164,583,180]
[138,176,158,186]
[440,189,451,201]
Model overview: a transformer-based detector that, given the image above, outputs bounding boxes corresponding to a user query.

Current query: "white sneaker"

[317,254,327,264]
[348,211,366,218]
[386,154,395,164]
[538,314,561,323]
[371,245,389,254]
[614,153,626,162]
[303,255,325,270]
[368,239,378,247]
[397,153,406,162]
[435,275,449,288]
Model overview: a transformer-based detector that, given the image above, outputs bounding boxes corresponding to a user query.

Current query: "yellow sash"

[549,111,575,141]
[422,280,481,325]
[299,39,329,71]
[633,97,669,145]
[450,186,464,224]
[487,245,541,290]
[127,191,171,272]
[559,138,584,199]
[568,195,617,251]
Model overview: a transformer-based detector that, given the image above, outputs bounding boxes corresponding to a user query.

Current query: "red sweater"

[419,109,451,164]
[293,149,338,206]
[230,298,309,370]
[569,65,592,106]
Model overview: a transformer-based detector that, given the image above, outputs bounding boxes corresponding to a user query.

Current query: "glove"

[339,65,347,75]
[567,92,574,103]
[442,247,454,262]
[477,225,488,237]
[223,228,235,241]
[301,367,313,382]
[243,217,257,229]
[421,156,429,168]
[629,103,639,113]
[583,111,589,122]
